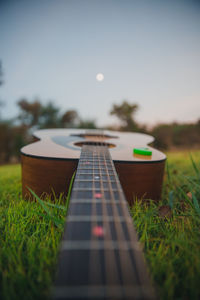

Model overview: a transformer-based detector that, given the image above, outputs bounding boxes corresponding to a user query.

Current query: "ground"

[0,150,200,299]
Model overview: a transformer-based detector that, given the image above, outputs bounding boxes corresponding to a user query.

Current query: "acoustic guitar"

[21,129,166,300]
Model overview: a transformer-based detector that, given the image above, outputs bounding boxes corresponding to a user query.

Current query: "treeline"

[110,101,200,150]
[151,121,200,150]
[1,98,199,164]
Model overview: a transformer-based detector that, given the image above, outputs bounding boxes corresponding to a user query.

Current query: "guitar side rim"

[21,152,165,203]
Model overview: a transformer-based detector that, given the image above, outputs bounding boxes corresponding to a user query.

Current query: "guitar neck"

[53,144,156,299]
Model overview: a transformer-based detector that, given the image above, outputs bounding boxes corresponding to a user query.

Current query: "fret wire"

[67,216,132,224]
[67,214,132,224]
[68,199,127,204]
[74,179,120,184]
[61,240,141,251]
[72,187,123,192]
[53,285,154,299]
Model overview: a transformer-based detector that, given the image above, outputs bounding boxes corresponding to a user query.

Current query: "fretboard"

[53,144,156,299]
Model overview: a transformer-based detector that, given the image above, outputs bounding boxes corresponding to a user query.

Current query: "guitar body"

[21,129,166,204]
[21,128,166,299]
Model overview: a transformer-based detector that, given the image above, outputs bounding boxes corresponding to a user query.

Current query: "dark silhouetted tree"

[0,61,4,114]
[151,121,200,150]
[17,98,81,129]
[0,121,13,163]
[151,124,173,149]
[0,121,28,163]
[18,99,42,128]
[39,101,61,128]
[0,61,3,86]
[110,100,139,131]
[61,110,79,128]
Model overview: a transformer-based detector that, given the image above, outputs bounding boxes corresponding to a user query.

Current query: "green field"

[0,150,200,300]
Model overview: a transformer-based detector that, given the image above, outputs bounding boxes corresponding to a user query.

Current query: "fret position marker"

[92,225,104,237]
[94,192,102,198]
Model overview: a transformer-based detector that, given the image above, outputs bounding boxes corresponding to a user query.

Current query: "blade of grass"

[192,192,200,216]
[168,190,174,209]
[176,186,194,207]
[38,212,64,226]
[190,153,200,178]
[41,201,67,210]
[27,187,63,227]
[166,161,171,183]
[65,171,76,211]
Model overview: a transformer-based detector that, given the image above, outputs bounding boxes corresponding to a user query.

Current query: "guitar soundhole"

[74,141,116,148]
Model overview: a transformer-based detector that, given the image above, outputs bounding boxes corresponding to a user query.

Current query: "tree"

[18,99,42,128]
[17,98,80,129]
[151,124,173,149]
[0,61,4,114]
[61,110,79,128]
[0,121,13,163]
[0,121,28,163]
[39,101,60,128]
[110,100,139,131]
[0,61,3,86]
[17,99,61,129]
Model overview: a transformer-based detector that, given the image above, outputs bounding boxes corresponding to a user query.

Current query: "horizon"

[0,0,200,127]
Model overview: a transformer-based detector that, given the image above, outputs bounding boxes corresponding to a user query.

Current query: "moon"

[96,73,104,82]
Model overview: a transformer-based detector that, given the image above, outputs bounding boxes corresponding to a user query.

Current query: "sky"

[0,0,200,127]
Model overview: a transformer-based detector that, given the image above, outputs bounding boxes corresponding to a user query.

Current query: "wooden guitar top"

[21,128,166,163]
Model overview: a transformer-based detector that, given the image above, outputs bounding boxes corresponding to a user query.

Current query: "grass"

[131,150,200,300]
[0,150,200,299]
[0,165,67,300]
